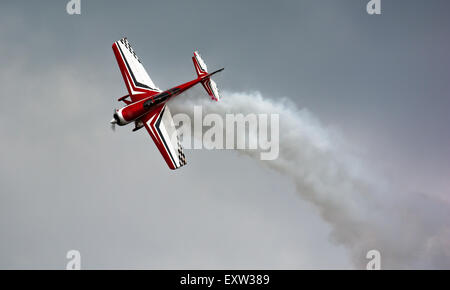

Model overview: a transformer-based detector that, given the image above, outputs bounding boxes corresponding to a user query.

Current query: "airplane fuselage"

[113,77,202,126]
[110,37,223,169]
[113,68,223,127]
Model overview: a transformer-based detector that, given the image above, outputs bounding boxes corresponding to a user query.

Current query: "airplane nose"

[113,113,120,123]
[111,112,120,125]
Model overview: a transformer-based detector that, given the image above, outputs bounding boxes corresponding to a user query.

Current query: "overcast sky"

[0,0,449,269]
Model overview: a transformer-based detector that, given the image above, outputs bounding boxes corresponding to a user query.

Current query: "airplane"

[110,37,223,170]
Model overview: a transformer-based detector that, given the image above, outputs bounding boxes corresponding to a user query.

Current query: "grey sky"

[0,0,449,269]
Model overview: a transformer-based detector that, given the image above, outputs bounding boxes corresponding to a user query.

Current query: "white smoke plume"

[170,90,450,269]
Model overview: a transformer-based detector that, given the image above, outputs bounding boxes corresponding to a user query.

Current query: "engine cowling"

[112,108,129,126]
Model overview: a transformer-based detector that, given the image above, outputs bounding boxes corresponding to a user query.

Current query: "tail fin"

[192,51,223,101]
[192,51,208,78]
[201,77,220,101]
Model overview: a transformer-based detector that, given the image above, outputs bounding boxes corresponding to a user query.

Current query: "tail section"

[192,51,208,78]
[192,51,223,101]
[201,77,220,101]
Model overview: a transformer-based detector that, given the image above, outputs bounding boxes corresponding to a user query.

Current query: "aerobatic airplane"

[110,37,223,170]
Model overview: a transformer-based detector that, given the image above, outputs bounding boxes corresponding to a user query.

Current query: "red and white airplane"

[110,37,223,170]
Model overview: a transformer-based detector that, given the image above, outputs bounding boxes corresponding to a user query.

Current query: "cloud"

[1,0,449,268]
[0,56,351,269]
[170,90,450,269]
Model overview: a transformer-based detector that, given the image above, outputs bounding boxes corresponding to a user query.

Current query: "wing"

[142,104,187,170]
[112,37,161,102]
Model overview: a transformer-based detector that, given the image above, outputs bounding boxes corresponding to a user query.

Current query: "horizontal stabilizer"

[192,51,208,78]
[192,51,222,101]
[202,78,220,101]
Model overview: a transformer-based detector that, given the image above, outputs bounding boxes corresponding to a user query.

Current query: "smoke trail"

[170,90,450,269]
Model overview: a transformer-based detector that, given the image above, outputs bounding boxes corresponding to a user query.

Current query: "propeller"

[110,109,117,132]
